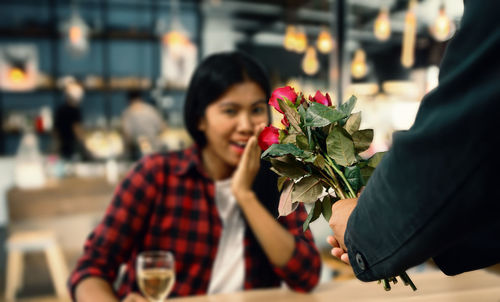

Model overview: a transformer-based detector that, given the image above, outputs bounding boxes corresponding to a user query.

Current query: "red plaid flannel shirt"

[68,145,321,299]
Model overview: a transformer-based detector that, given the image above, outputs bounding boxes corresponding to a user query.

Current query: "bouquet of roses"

[258,86,416,291]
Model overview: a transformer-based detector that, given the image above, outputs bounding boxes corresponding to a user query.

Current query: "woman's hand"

[232,123,266,200]
[121,292,148,302]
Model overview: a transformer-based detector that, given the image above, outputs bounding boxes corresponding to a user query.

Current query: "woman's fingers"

[254,122,266,138]
[122,292,148,302]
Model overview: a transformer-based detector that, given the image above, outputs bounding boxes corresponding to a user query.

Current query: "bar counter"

[169,270,500,302]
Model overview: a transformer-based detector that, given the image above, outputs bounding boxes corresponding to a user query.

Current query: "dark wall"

[0,0,200,155]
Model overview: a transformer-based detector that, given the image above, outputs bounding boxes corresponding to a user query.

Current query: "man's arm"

[335,0,500,281]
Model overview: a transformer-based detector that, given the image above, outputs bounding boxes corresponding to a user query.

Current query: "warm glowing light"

[162,29,192,58]
[351,49,368,79]
[9,67,26,83]
[294,29,307,53]
[374,8,391,41]
[284,25,297,51]
[430,6,455,41]
[69,25,83,44]
[62,13,90,55]
[162,30,189,46]
[401,0,417,68]
[316,29,334,53]
[302,46,319,75]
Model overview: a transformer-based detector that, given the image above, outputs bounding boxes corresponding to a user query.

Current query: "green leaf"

[339,95,357,116]
[313,154,326,169]
[352,129,374,153]
[303,200,322,232]
[278,99,303,134]
[261,143,304,159]
[326,126,357,167]
[360,166,375,185]
[278,180,299,217]
[345,112,361,135]
[277,176,288,191]
[344,166,363,193]
[297,104,307,122]
[281,133,297,144]
[304,102,346,127]
[270,155,308,179]
[296,134,310,150]
[278,129,287,142]
[338,95,357,126]
[367,151,387,168]
[292,176,324,203]
[321,195,333,221]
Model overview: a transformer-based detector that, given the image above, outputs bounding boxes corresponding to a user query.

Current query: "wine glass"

[136,251,175,302]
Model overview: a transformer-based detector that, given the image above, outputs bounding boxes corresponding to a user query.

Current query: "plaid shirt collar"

[172,144,211,179]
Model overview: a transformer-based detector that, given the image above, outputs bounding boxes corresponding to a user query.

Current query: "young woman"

[69,51,321,302]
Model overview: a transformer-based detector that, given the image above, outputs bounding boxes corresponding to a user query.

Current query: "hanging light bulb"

[302,46,319,75]
[284,25,297,51]
[61,11,90,56]
[401,0,417,68]
[161,0,192,58]
[283,25,295,51]
[374,7,391,41]
[316,28,334,54]
[351,49,368,79]
[294,28,307,53]
[430,4,455,41]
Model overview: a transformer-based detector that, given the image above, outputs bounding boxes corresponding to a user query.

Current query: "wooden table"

[14,269,500,302]
[169,270,500,302]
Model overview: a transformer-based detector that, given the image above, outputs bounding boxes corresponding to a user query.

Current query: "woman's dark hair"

[183,51,271,147]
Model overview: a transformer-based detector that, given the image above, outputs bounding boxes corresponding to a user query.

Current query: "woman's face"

[198,81,269,174]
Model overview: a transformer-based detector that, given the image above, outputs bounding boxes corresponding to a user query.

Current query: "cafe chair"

[4,230,70,301]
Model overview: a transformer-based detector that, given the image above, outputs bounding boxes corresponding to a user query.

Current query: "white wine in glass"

[137,251,175,302]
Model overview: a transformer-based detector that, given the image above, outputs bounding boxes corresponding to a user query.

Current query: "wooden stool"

[4,230,69,301]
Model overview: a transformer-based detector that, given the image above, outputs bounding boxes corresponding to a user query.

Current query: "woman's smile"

[198,81,269,179]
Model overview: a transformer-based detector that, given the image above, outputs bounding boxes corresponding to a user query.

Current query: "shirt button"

[355,253,366,270]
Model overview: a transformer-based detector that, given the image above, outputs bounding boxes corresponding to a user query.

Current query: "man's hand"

[327,198,358,264]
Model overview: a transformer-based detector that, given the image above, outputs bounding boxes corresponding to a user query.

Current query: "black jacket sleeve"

[344,0,500,281]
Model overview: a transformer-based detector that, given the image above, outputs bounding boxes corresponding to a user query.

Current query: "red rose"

[269,86,298,113]
[281,116,290,128]
[258,126,280,151]
[308,90,332,107]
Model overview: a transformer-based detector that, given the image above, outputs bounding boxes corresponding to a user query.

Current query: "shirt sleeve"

[68,155,162,298]
[344,0,500,281]
[272,203,321,292]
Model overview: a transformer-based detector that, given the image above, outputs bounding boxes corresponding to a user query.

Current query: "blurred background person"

[121,90,166,160]
[53,77,87,160]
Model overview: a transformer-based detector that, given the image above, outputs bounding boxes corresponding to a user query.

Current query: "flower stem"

[382,278,391,291]
[324,155,357,198]
[399,272,417,291]
[322,164,347,199]
[318,168,346,200]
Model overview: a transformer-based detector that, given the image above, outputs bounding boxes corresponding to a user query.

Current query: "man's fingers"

[331,247,344,258]
[326,235,340,248]
[340,253,350,265]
